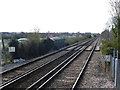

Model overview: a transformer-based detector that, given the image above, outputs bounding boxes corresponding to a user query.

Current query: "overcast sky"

[0,0,111,33]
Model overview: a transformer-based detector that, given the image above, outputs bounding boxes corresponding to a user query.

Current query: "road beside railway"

[78,51,115,88]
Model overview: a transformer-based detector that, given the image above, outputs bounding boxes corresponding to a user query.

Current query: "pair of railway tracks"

[27,39,98,90]
[1,38,91,83]
[1,38,90,74]
[1,37,97,89]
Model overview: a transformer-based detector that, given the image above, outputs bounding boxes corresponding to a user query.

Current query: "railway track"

[72,41,97,90]
[1,38,91,84]
[26,39,98,90]
[1,38,97,89]
[1,38,96,89]
[1,38,91,75]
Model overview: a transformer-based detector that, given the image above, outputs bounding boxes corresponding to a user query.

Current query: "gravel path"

[78,52,115,88]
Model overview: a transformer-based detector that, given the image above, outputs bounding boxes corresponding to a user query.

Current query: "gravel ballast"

[78,52,115,88]
[46,51,90,88]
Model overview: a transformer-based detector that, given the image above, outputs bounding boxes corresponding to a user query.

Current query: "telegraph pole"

[1,33,5,52]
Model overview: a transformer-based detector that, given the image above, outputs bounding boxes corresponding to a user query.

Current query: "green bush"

[8,37,54,60]
[101,40,113,55]
[2,51,12,65]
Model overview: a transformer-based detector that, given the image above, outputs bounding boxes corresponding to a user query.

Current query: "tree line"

[1,30,91,64]
[8,33,54,60]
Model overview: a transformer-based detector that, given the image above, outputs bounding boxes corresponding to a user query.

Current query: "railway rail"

[71,41,97,90]
[28,39,98,90]
[1,37,97,89]
[1,38,92,84]
[1,38,91,75]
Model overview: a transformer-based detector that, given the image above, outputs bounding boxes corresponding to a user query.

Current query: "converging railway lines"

[0,37,99,89]
[27,39,98,90]
[1,38,91,83]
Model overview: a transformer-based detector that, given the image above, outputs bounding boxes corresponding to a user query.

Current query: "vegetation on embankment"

[101,0,120,58]
[1,31,91,65]
[9,35,54,60]
[101,40,113,55]
[65,36,90,45]
[1,32,54,65]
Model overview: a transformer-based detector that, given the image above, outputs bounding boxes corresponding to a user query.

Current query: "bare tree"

[109,0,120,58]
[109,0,120,17]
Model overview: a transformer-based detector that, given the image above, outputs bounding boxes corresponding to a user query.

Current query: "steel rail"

[25,39,96,90]
[1,38,91,75]
[1,38,92,81]
[71,40,98,90]
[27,47,86,90]
[0,38,95,89]
[1,51,69,87]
